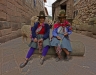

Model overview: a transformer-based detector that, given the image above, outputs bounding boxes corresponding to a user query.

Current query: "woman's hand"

[64,33,68,36]
[38,38,43,43]
[33,38,38,42]
[56,36,62,40]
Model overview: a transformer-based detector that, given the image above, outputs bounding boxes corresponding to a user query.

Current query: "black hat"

[57,10,67,18]
[37,11,47,17]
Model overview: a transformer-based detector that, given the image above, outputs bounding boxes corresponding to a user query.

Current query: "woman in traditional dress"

[50,10,72,61]
[20,11,50,68]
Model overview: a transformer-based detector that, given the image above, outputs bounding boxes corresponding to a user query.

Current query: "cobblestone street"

[0,32,96,75]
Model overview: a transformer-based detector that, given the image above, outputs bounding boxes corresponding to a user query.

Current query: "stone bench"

[33,41,85,56]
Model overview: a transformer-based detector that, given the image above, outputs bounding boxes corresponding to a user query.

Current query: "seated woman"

[50,10,72,61]
[20,11,50,68]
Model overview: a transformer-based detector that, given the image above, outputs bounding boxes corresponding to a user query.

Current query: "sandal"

[55,57,60,62]
[40,57,45,65]
[64,55,72,61]
[19,59,29,68]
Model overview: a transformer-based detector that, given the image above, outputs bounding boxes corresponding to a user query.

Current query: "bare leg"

[62,48,71,61]
[62,48,70,55]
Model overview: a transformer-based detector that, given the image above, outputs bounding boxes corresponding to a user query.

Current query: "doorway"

[60,5,66,12]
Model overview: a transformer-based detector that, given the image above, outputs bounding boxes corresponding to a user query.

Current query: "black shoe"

[20,60,29,68]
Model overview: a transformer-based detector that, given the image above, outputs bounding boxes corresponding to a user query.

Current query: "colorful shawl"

[53,20,70,29]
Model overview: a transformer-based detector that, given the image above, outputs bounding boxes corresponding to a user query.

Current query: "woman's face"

[59,17,65,23]
[39,17,45,23]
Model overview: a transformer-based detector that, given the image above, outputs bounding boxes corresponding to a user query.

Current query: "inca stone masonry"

[0,0,45,43]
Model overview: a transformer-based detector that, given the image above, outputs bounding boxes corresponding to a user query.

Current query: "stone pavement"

[0,32,96,75]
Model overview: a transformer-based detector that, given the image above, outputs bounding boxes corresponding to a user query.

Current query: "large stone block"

[86,31,93,37]
[0,36,6,43]
[7,0,15,5]
[79,23,88,31]
[17,29,22,37]
[0,30,21,43]
[10,16,21,23]
[92,24,96,35]
[7,1,15,10]
[34,41,85,56]
[70,41,85,56]
[89,17,96,25]
[0,34,11,43]
[16,0,23,6]
[0,23,3,30]
[0,28,11,36]
[0,0,7,5]
[6,8,14,16]
[0,21,11,30]
[9,31,19,40]
[87,25,94,32]
[81,31,87,35]
[11,22,19,31]
[0,4,6,13]
[75,25,80,30]
[6,14,11,22]
[10,29,21,40]
[15,16,20,23]
[10,16,16,22]
[0,31,15,43]
[0,11,7,21]
[18,23,21,29]
[15,1,23,10]
[15,11,21,17]
[0,30,2,37]
[9,31,15,40]
[92,35,96,39]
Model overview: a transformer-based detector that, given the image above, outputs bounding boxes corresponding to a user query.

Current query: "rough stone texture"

[0,28,11,36]
[0,30,2,37]
[72,0,96,37]
[0,29,21,43]
[93,35,96,39]
[0,21,11,30]
[66,0,74,19]
[52,0,74,21]
[0,0,45,43]
[92,24,96,35]
[0,11,7,21]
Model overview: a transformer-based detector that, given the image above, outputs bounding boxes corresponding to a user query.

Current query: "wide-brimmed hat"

[37,11,47,17]
[57,10,67,18]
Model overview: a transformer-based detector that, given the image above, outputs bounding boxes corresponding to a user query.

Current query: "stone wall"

[72,0,96,38]
[52,0,74,23]
[66,0,74,20]
[0,0,44,43]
